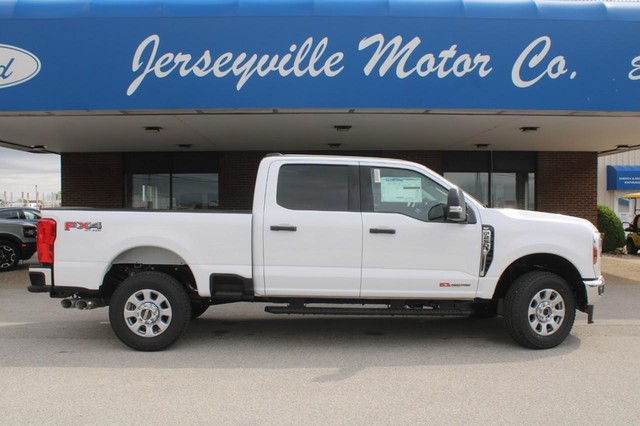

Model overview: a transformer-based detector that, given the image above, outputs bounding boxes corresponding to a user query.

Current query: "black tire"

[191,302,210,319]
[109,271,191,351]
[627,238,637,255]
[504,271,576,349]
[0,240,20,272]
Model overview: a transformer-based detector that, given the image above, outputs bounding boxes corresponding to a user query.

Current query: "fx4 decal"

[64,221,102,232]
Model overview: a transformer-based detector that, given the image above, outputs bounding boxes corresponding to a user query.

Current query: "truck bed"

[43,209,253,297]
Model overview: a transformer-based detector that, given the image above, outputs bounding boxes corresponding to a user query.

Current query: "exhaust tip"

[60,299,73,309]
[76,300,88,310]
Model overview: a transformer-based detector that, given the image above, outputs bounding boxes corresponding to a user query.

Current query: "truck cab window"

[277,164,350,211]
[367,167,449,221]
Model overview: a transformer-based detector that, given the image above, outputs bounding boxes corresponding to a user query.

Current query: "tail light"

[37,219,57,264]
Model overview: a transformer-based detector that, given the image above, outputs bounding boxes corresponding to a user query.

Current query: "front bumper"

[584,276,605,305]
[584,276,605,324]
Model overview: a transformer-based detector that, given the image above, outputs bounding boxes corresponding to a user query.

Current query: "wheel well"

[111,246,186,265]
[0,236,23,255]
[493,254,587,312]
[100,263,198,300]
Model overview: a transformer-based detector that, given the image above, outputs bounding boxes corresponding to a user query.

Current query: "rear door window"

[277,164,350,211]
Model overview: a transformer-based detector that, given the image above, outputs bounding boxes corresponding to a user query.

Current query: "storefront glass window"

[492,173,516,208]
[131,174,170,209]
[527,173,535,210]
[125,152,219,210]
[173,173,219,209]
[444,172,534,210]
[129,173,218,210]
[444,172,489,206]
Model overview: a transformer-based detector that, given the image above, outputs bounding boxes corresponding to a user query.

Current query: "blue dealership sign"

[607,166,640,190]
[0,0,640,112]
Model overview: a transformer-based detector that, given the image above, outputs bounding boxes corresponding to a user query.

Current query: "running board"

[264,305,474,317]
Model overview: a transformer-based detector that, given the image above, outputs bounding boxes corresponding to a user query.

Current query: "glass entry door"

[131,174,170,209]
[444,171,534,210]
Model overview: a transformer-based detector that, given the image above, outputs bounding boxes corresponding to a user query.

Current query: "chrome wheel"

[505,271,576,349]
[124,289,173,338]
[528,289,565,336]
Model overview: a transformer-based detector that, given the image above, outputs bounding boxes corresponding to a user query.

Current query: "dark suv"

[0,207,41,223]
[0,219,37,271]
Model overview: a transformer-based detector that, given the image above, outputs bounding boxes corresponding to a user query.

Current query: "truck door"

[262,161,362,297]
[360,165,481,298]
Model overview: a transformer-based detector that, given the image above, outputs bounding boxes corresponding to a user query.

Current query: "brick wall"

[536,151,598,225]
[218,151,268,210]
[61,153,124,208]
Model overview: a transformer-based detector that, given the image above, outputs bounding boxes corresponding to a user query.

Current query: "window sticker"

[373,168,381,183]
[380,177,422,202]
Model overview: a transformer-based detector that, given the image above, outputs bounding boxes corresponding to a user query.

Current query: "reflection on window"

[23,210,41,220]
[277,165,349,211]
[445,172,534,210]
[444,173,489,206]
[370,167,448,221]
[132,174,170,209]
[0,210,20,219]
[173,174,219,209]
[130,173,218,210]
[492,173,516,208]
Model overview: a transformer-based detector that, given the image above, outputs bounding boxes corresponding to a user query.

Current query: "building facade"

[2,0,640,225]
[599,150,640,224]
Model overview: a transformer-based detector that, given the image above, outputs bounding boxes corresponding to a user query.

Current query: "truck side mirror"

[447,187,467,222]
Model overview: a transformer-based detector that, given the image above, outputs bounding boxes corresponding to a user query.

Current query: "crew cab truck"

[28,155,605,351]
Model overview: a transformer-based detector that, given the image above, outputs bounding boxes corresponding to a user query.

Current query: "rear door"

[262,160,362,297]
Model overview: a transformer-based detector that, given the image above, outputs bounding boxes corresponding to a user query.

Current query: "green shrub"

[597,205,625,253]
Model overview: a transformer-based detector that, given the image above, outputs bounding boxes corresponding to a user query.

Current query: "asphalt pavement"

[0,257,639,425]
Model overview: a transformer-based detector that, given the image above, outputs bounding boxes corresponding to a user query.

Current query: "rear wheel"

[627,238,637,255]
[109,271,191,351]
[0,240,19,272]
[504,271,576,349]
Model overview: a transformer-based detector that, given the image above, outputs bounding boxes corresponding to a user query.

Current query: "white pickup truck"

[29,154,604,351]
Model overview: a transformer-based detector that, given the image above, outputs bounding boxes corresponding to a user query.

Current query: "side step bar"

[265,305,474,317]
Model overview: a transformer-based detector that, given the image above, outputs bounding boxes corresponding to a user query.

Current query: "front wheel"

[109,271,191,351]
[627,238,637,255]
[504,271,576,349]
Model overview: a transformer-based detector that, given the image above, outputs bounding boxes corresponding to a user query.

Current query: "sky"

[0,147,61,202]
